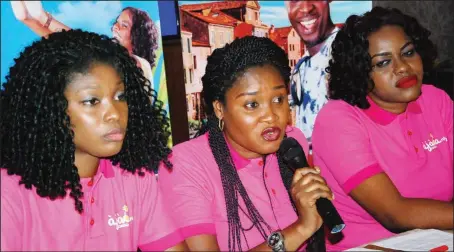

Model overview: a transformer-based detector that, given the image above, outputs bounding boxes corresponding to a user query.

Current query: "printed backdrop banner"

[178,0,372,138]
[1,0,172,143]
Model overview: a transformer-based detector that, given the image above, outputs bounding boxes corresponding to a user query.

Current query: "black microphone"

[278,137,345,234]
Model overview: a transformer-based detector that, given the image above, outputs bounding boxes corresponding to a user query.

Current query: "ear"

[212,100,224,120]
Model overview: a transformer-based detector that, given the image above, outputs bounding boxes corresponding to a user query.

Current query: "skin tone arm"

[165,242,189,251]
[350,173,453,232]
[10,1,70,38]
[11,1,51,37]
[184,167,334,251]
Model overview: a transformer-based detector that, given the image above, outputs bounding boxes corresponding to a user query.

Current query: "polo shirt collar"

[99,159,115,178]
[364,95,422,125]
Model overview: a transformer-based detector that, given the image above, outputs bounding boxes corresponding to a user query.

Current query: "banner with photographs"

[1,0,172,143]
[178,0,372,138]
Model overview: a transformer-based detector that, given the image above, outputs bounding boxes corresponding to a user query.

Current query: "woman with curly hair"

[311,6,453,250]
[0,29,185,251]
[158,36,334,251]
[10,1,158,86]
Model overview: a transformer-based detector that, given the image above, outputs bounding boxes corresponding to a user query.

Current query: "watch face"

[268,232,281,246]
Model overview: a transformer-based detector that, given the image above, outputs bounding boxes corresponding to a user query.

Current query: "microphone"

[278,137,345,234]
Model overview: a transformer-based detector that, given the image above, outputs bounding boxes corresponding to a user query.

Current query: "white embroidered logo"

[422,133,448,152]
[107,205,134,230]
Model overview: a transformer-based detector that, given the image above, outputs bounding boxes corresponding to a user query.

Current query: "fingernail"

[315,166,320,173]
[332,194,335,200]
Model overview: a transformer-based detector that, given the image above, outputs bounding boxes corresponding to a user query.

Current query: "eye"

[116,91,126,101]
[245,101,259,109]
[403,48,415,57]
[374,60,391,68]
[273,96,284,104]
[82,98,100,106]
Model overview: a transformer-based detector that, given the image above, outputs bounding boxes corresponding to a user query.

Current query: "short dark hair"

[0,29,172,213]
[327,6,437,108]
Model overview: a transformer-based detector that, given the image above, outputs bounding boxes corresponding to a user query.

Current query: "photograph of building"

[178,0,372,138]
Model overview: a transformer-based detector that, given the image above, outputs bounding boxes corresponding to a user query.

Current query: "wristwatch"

[267,230,285,252]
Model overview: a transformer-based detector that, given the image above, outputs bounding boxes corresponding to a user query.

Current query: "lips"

[396,75,418,88]
[299,15,319,32]
[261,127,281,141]
[104,128,125,142]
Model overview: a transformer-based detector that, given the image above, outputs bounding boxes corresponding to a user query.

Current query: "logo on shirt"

[422,133,448,152]
[107,205,134,230]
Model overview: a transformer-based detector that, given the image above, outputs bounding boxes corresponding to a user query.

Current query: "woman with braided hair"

[0,29,185,251]
[159,36,334,251]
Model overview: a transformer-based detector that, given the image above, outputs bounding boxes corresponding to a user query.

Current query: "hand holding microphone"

[279,137,345,234]
[290,166,334,235]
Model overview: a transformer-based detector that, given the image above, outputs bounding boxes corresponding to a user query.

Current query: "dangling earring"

[218,118,224,131]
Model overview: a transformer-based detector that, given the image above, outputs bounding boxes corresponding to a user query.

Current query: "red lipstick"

[396,75,417,88]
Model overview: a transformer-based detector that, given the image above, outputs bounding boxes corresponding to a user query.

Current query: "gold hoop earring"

[218,118,224,131]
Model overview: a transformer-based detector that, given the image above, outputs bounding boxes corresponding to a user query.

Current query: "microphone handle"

[288,152,345,234]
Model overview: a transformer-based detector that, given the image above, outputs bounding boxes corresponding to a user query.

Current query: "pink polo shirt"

[159,126,309,251]
[312,84,453,250]
[1,159,183,251]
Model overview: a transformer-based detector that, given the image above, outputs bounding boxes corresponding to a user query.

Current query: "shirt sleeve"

[439,88,453,152]
[137,167,184,251]
[312,101,383,194]
[1,172,23,251]
[158,142,217,240]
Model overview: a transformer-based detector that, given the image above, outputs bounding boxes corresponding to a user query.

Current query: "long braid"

[1,29,171,214]
[207,117,271,251]
[200,36,325,251]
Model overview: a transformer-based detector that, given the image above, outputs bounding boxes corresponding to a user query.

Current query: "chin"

[98,145,123,158]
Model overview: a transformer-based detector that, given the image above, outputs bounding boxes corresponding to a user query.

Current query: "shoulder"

[420,84,450,99]
[418,84,453,110]
[1,169,25,196]
[317,99,359,123]
[172,133,211,159]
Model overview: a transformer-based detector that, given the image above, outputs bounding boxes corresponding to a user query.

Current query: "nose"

[103,102,121,123]
[261,105,279,123]
[112,23,119,33]
[294,1,315,14]
[393,57,410,75]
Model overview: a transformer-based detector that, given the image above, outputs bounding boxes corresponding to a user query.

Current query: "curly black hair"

[122,7,159,69]
[0,29,171,214]
[327,6,437,108]
[199,36,324,251]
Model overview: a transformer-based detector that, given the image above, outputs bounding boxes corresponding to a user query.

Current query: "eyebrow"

[235,84,287,99]
[74,80,123,93]
[370,41,413,59]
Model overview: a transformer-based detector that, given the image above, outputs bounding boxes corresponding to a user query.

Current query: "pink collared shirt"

[312,84,453,250]
[1,159,183,251]
[159,126,309,251]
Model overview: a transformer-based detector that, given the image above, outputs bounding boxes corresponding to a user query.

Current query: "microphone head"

[278,137,306,167]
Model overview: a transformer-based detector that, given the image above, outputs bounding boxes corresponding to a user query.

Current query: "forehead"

[368,25,410,53]
[228,65,284,94]
[65,63,122,91]
[117,10,132,21]
[287,1,329,9]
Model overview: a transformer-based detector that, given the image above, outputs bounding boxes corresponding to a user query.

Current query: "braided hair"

[199,36,324,251]
[0,29,172,214]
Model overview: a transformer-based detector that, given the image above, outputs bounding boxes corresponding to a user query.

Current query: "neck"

[307,24,335,56]
[224,131,263,160]
[368,94,408,114]
[74,151,100,178]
